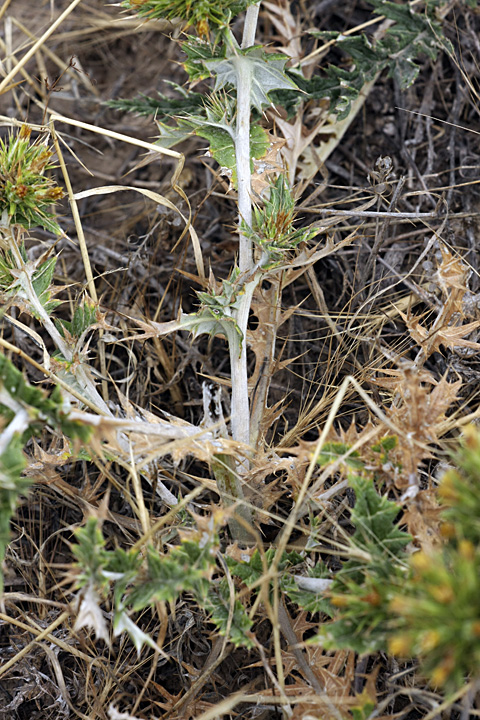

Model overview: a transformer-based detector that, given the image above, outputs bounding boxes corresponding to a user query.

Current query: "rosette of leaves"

[0,125,64,235]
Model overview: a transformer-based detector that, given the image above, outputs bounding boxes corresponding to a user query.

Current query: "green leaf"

[205,48,299,112]
[302,1,445,116]
[206,580,254,647]
[182,36,225,82]
[30,256,61,315]
[155,121,195,150]
[227,547,269,586]
[71,299,97,338]
[128,541,215,610]
[180,308,244,354]
[316,442,365,472]
[107,87,206,119]
[107,547,142,604]
[196,123,268,186]
[227,548,302,587]
[312,477,411,654]
[72,517,111,590]
[349,475,411,561]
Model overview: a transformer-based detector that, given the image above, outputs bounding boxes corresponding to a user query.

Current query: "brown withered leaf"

[263,0,304,64]
[67,408,245,468]
[251,133,286,198]
[401,489,443,551]
[386,371,461,491]
[371,365,436,392]
[399,309,480,358]
[274,112,330,184]
[434,244,470,298]
[120,314,185,342]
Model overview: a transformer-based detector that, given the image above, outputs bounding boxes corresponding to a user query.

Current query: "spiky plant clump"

[121,0,251,35]
[0,125,64,235]
[388,425,480,692]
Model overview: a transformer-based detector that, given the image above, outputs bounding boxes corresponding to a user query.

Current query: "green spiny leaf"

[71,299,97,338]
[349,475,411,560]
[107,87,206,119]
[0,433,29,593]
[205,48,299,112]
[206,579,254,647]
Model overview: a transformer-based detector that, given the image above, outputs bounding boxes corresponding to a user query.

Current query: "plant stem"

[229,276,258,456]
[235,58,253,275]
[242,2,260,48]
[235,2,260,274]
[229,3,260,467]
[7,229,111,415]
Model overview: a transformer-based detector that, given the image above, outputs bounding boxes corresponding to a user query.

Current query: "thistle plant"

[0,126,110,417]
[0,124,64,235]
[0,0,468,706]
[116,0,312,536]
[111,0,450,544]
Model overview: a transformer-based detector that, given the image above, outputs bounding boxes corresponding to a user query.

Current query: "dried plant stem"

[0,0,84,95]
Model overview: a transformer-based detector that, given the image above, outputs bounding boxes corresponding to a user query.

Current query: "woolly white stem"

[242,2,260,48]
[229,3,261,466]
[229,277,258,456]
[235,57,253,275]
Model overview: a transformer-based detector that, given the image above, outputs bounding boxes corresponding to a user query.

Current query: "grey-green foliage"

[0,246,61,316]
[315,473,411,654]
[107,85,206,118]
[55,297,97,340]
[111,1,449,123]
[291,0,448,119]
[72,519,254,650]
[0,353,93,592]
